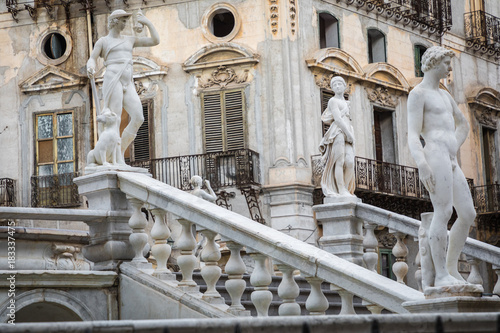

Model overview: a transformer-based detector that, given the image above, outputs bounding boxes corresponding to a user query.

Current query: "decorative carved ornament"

[377,230,397,248]
[474,109,497,128]
[315,73,352,96]
[19,65,87,94]
[270,0,279,35]
[468,88,500,129]
[366,86,398,108]
[199,65,249,89]
[289,0,297,35]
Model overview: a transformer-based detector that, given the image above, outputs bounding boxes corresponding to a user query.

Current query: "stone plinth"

[263,183,317,245]
[403,296,500,313]
[74,171,135,270]
[313,197,363,265]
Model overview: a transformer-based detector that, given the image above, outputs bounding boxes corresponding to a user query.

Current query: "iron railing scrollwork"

[464,10,500,56]
[340,0,452,36]
[473,184,500,215]
[129,149,261,191]
[31,172,81,208]
[0,178,16,207]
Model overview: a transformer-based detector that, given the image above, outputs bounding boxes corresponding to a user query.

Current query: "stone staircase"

[176,272,371,316]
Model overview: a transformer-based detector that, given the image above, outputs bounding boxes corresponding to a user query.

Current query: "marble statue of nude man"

[86,9,159,165]
[407,46,476,288]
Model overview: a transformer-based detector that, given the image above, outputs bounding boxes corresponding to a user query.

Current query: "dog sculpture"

[87,109,121,166]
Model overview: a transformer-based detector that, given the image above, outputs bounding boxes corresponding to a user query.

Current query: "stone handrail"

[355,203,500,267]
[117,172,424,313]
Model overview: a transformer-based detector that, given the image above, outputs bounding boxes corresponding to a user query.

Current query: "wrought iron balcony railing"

[339,0,452,36]
[129,149,260,191]
[473,183,500,215]
[464,10,500,56]
[0,178,16,207]
[31,172,81,208]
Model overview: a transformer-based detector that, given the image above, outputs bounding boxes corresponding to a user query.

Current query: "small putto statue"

[190,176,217,203]
[319,76,356,198]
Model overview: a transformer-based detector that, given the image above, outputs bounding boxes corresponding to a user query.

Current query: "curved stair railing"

[117,172,424,315]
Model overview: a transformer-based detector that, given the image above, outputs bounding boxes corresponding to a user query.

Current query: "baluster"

[150,208,175,281]
[331,284,356,315]
[363,222,379,272]
[466,256,483,286]
[493,265,500,296]
[199,228,224,305]
[304,275,329,315]
[247,248,273,317]
[390,230,408,284]
[276,264,301,316]
[176,219,199,293]
[127,197,151,268]
[224,241,250,316]
[362,222,384,314]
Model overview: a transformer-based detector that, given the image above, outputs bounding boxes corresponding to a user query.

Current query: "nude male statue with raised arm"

[87,9,159,165]
[407,46,476,288]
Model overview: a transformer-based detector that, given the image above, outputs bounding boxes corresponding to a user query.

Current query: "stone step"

[174,272,371,316]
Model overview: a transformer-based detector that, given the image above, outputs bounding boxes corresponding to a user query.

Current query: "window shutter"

[133,102,151,161]
[224,90,245,151]
[203,93,224,153]
[321,90,334,135]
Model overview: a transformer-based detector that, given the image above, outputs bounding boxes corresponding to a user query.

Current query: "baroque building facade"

[0,0,499,305]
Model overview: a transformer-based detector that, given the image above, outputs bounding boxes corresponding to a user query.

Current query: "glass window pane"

[57,138,73,161]
[57,113,73,136]
[58,162,74,175]
[38,140,54,163]
[37,115,53,139]
[38,165,53,176]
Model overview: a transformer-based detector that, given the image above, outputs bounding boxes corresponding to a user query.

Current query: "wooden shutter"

[203,90,245,153]
[321,90,334,136]
[225,90,245,151]
[374,111,383,161]
[133,101,152,161]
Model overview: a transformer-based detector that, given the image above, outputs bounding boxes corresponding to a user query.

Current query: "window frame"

[34,109,76,176]
[201,88,247,153]
[318,12,340,49]
[367,28,387,63]
[414,44,428,77]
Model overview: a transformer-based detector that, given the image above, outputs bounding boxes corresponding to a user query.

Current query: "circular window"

[202,3,241,43]
[43,33,67,60]
[37,28,72,66]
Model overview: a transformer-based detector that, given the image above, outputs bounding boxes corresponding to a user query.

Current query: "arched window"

[319,13,339,49]
[414,44,427,77]
[367,29,386,63]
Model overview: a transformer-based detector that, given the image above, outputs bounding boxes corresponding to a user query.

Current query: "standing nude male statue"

[407,46,476,288]
[87,9,159,165]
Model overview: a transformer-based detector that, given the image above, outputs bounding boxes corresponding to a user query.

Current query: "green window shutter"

[203,89,245,153]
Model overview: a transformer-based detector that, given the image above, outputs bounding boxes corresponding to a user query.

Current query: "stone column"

[74,171,134,270]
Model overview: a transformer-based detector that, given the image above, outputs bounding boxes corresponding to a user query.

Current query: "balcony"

[0,178,16,207]
[473,184,500,241]
[31,172,81,208]
[129,149,260,191]
[338,0,452,36]
[465,10,500,57]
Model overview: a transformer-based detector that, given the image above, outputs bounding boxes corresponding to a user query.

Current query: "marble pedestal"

[74,171,135,270]
[403,296,500,313]
[313,196,363,265]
